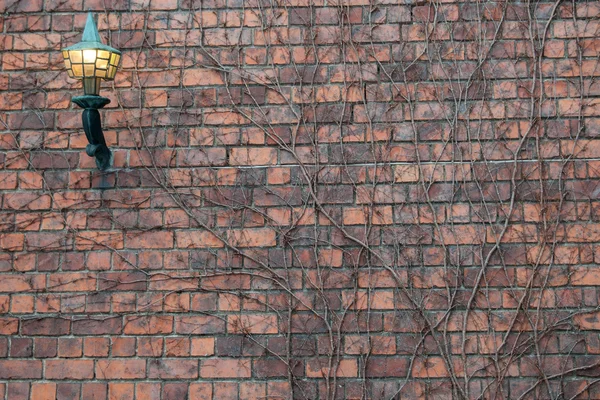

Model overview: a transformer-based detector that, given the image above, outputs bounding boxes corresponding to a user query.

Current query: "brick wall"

[1,0,600,399]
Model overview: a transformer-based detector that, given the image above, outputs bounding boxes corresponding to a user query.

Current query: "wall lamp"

[62,13,121,170]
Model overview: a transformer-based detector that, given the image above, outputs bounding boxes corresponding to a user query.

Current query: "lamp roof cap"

[62,12,121,54]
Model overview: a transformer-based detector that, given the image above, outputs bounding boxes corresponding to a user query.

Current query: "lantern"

[62,12,121,95]
[61,13,121,170]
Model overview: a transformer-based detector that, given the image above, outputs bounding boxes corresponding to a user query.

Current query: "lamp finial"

[81,12,103,43]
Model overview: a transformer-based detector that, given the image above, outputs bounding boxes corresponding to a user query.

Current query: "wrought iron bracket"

[72,95,112,171]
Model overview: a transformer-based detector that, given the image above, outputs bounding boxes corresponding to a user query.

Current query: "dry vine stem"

[1,0,600,399]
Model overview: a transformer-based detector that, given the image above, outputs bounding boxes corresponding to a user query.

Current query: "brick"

[82,383,107,400]
[183,69,224,86]
[306,358,358,378]
[148,359,198,379]
[136,383,161,400]
[189,383,212,399]
[0,360,42,379]
[58,337,82,357]
[227,313,278,334]
[175,315,225,335]
[201,358,251,378]
[48,273,96,292]
[56,383,80,400]
[96,359,146,379]
[365,357,409,377]
[176,230,224,248]
[0,274,44,292]
[84,337,110,357]
[412,357,449,378]
[112,337,136,357]
[191,337,215,356]
[46,360,93,379]
[3,192,51,210]
[0,317,19,335]
[31,383,56,400]
[228,228,277,247]
[230,148,277,165]
[10,338,32,357]
[72,317,122,335]
[239,382,266,400]
[126,230,174,249]
[124,315,173,335]
[109,383,134,400]
[22,317,70,335]
[575,311,600,330]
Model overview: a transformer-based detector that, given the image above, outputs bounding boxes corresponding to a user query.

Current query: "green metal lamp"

[62,12,121,170]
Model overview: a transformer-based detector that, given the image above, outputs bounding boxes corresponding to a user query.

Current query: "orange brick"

[30,382,56,400]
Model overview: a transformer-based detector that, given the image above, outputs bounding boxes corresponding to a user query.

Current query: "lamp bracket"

[72,95,112,171]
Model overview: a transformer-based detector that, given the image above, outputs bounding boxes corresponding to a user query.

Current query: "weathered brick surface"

[2,0,600,398]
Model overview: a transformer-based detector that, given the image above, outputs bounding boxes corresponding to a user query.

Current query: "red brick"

[412,357,449,378]
[109,383,134,400]
[227,314,278,334]
[365,357,409,377]
[0,274,45,293]
[201,358,251,378]
[136,383,161,400]
[84,337,110,357]
[306,358,358,378]
[126,230,174,249]
[240,382,266,400]
[189,383,212,399]
[575,311,600,330]
[124,315,173,335]
[48,273,96,292]
[165,337,190,357]
[228,228,277,247]
[175,315,225,335]
[22,317,70,336]
[58,337,82,357]
[46,360,93,379]
[75,231,124,250]
[72,317,122,335]
[345,335,396,355]
[176,230,224,248]
[3,192,51,210]
[148,359,198,379]
[191,337,215,356]
[132,383,159,400]
[111,337,136,357]
[96,359,146,379]
[0,360,42,379]
[183,68,224,86]
[230,148,277,165]
[31,383,56,400]
[82,383,107,400]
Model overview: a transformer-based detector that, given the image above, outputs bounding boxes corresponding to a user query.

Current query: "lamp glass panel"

[109,53,120,66]
[96,58,108,69]
[69,50,82,63]
[98,50,110,59]
[64,59,71,69]
[83,49,97,63]
[71,64,83,76]
[67,69,74,78]
[84,64,95,76]
[96,70,107,78]
[107,65,116,79]
[62,50,68,59]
